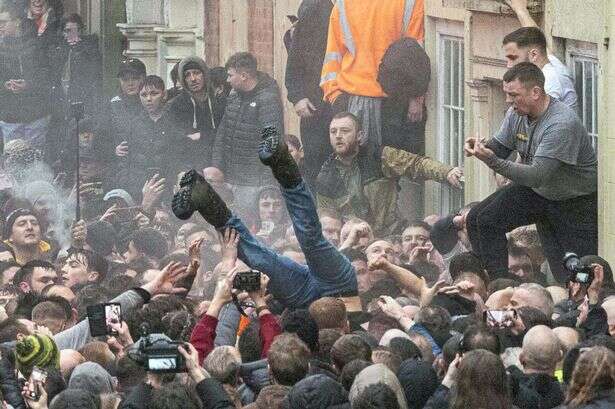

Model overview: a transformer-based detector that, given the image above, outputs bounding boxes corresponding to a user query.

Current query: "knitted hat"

[15,334,60,377]
[3,208,38,240]
[183,61,204,74]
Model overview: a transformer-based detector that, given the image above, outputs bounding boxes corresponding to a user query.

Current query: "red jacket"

[190,312,281,365]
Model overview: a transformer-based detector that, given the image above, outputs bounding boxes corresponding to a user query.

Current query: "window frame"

[436,28,465,214]
[566,41,599,151]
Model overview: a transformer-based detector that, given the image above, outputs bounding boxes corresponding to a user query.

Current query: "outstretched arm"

[381,146,460,186]
[504,0,539,28]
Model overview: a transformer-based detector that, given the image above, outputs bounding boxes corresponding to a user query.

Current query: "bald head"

[521,325,562,373]
[552,327,580,354]
[203,167,225,188]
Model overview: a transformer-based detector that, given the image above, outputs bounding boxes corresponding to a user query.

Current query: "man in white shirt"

[503,0,579,113]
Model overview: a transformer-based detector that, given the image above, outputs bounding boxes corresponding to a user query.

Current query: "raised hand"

[142,174,166,213]
[219,228,239,267]
[368,255,389,271]
[141,262,190,296]
[447,167,464,189]
[115,141,129,157]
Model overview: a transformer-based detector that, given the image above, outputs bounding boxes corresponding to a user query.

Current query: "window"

[570,53,599,151]
[437,35,465,214]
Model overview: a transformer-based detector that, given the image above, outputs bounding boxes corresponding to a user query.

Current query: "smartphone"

[28,366,48,400]
[484,309,516,328]
[87,303,121,337]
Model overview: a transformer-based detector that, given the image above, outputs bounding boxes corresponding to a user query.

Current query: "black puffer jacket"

[212,72,284,186]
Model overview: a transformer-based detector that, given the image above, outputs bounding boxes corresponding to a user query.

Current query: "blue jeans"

[226,181,357,308]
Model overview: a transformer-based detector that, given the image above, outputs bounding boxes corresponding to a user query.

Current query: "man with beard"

[166,56,223,168]
[316,112,462,236]
[2,208,52,265]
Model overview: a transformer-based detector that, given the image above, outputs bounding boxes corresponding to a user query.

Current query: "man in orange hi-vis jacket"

[320,0,425,148]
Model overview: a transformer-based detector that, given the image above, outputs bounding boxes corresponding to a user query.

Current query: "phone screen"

[485,310,516,328]
[105,304,121,335]
[87,303,121,337]
[148,357,177,371]
[28,367,48,400]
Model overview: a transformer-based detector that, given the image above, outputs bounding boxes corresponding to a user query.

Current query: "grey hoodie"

[68,362,115,394]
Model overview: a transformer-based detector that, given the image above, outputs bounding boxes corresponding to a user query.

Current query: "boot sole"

[172,169,202,220]
[258,135,280,166]
[172,187,195,220]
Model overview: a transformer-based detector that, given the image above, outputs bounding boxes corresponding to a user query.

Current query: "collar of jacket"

[3,239,51,263]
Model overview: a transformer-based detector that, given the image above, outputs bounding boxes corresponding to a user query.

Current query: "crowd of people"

[0,0,612,408]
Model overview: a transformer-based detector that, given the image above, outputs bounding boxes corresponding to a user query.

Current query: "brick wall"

[203,0,220,67]
[248,0,274,74]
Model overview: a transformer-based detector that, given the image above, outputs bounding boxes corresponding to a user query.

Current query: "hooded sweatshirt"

[68,362,115,395]
[349,364,408,409]
[165,56,223,167]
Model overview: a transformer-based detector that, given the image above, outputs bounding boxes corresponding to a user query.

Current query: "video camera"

[127,324,186,373]
[563,252,594,285]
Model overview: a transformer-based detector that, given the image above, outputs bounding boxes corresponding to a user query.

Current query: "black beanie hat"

[3,208,37,240]
[183,61,204,74]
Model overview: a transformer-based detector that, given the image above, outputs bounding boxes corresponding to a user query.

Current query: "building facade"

[116,0,615,267]
[423,0,612,266]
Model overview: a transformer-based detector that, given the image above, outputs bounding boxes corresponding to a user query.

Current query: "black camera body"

[233,270,261,292]
[563,252,594,285]
[128,325,186,373]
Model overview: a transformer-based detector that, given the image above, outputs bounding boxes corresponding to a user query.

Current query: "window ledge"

[464,0,543,15]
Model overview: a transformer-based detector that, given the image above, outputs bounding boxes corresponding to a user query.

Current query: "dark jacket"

[196,378,237,409]
[49,35,103,116]
[212,72,284,186]
[116,110,183,199]
[0,20,51,123]
[508,366,564,409]
[285,0,333,108]
[106,93,144,151]
[0,346,26,409]
[165,56,223,167]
